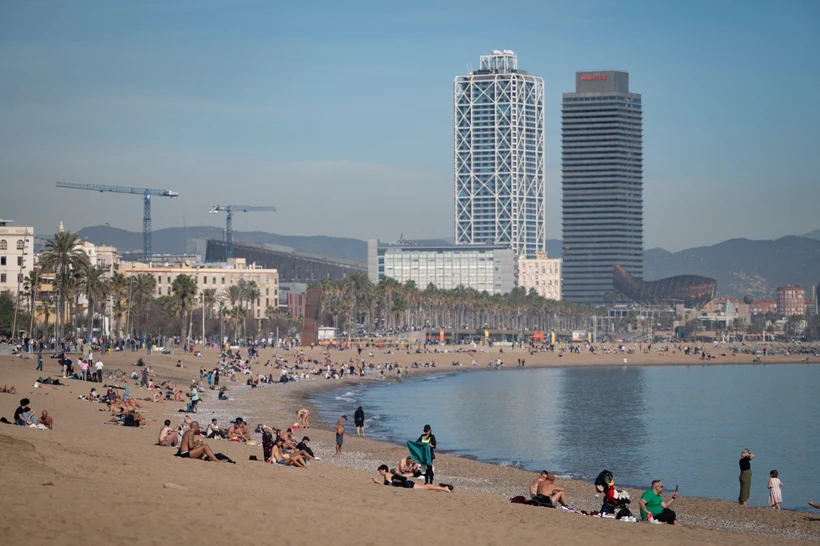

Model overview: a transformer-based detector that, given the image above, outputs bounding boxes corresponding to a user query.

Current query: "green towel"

[407,441,432,466]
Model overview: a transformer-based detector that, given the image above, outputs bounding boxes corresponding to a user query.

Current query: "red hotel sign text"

[581,75,607,81]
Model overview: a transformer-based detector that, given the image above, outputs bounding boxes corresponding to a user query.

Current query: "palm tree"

[344,272,374,336]
[108,273,129,337]
[130,273,157,338]
[171,274,197,341]
[22,269,41,337]
[203,288,217,319]
[40,231,90,340]
[77,264,109,340]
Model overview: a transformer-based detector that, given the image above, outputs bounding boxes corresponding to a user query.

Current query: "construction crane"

[56,182,179,260]
[209,205,276,258]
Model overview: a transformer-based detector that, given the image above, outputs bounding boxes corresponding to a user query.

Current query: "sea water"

[310,363,820,511]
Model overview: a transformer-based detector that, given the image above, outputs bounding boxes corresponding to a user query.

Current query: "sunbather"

[373,465,452,492]
[177,421,226,462]
[270,437,308,467]
[36,410,53,430]
[158,419,178,446]
[1,385,18,394]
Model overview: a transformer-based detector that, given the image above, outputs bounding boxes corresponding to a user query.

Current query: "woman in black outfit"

[417,424,437,484]
[739,448,754,505]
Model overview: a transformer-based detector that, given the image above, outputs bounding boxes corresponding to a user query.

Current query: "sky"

[1,0,819,252]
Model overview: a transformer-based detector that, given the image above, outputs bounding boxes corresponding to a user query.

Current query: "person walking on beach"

[738,448,754,505]
[335,415,346,456]
[354,406,365,437]
[418,424,437,485]
[768,470,783,510]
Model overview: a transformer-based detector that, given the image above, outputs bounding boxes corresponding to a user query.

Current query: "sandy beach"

[1,345,818,546]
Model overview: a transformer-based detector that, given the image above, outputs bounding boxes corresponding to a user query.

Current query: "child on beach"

[768,470,783,510]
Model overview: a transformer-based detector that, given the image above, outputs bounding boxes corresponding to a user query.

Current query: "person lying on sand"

[36,410,53,430]
[395,456,422,478]
[373,465,453,492]
[1,385,17,394]
[177,421,226,462]
[534,473,568,507]
[158,419,178,447]
[270,437,308,467]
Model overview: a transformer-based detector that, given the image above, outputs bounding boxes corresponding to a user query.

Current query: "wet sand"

[1,346,818,545]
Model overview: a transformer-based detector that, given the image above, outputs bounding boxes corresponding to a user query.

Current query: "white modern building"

[0,218,34,299]
[517,252,562,300]
[454,50,546,259]
[368,239,515,296]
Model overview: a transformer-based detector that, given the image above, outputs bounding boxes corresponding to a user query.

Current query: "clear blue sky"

[1,0,818,251]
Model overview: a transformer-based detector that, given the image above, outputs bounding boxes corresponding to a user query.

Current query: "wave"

[334,390,359,403]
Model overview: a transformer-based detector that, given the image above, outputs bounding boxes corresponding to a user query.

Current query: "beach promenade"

[0,345,818,546]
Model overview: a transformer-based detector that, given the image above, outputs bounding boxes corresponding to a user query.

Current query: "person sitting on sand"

[14,398,35,426]
[36,410,53,429]
[296,436,319,461]
[158,419,178,447]
[89,388,99,400]
[177,421,226,462]
[533,473,568,507]
[639,480,678,524]
[395,456,422,478]
[530,470,550,499]
[1,385,18,394]
[271,437,308,467]
[373,465,452,492]
[206,418,224,439]
[227,418,250,442]
[218,386,228,400]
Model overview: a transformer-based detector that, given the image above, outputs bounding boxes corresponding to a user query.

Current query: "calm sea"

[310,364,819,511]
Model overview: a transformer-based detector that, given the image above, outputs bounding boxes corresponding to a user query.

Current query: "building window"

[18,256,23,266]
[0,257,5,266]
[18,273,23,283]
[0,273,5,283]
[0,240,5,250]
[16,240,24,250]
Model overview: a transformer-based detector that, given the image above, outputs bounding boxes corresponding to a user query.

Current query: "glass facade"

[562,71,643,304]
[454,51,545,259]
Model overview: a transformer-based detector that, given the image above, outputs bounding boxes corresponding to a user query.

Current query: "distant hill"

[77,226,367,263]
[644,236,820,298]
[803,229,820,241]
[77,226,820,298]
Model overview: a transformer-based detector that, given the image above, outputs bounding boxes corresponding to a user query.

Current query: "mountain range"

[77,226,820,299]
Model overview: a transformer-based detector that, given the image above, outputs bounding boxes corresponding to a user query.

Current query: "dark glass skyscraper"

[561,71,643,303]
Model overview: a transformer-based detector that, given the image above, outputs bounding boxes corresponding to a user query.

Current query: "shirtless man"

[227,418,250,442]
[37,410,53,430]
[271,437,308,468]
[158,419,178,446]
[530,470,549,498]
[534,473,568,507]
[335,415,346,456]
[1,385,18,394]
[177,421,226,462]
[396,456,421,478]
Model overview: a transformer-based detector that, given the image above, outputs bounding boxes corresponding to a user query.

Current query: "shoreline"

[1,347,818,545]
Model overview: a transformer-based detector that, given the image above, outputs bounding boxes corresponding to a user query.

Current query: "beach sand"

[1,345,818,546]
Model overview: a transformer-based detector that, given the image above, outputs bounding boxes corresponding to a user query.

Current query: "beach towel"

[406,440,432,466]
